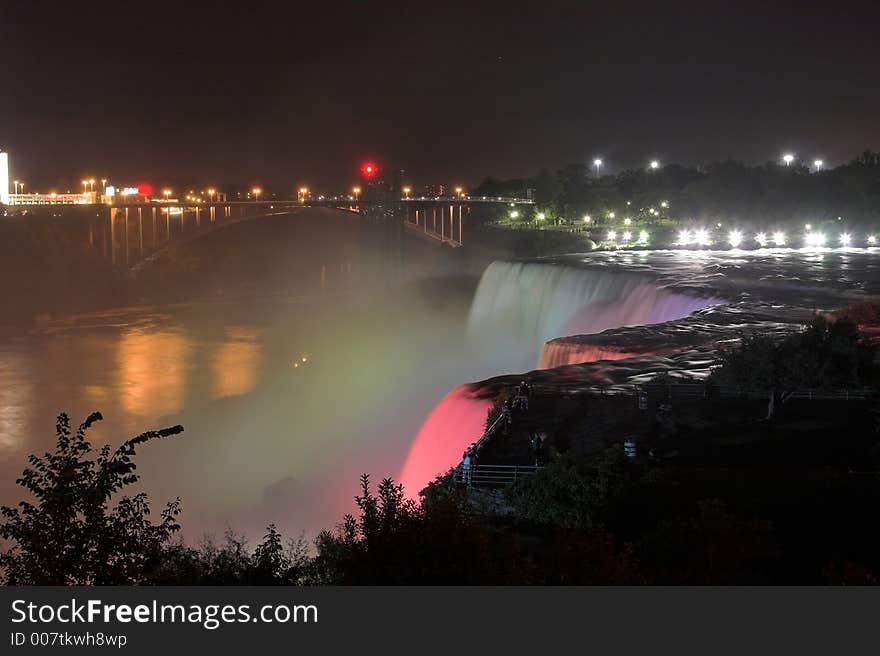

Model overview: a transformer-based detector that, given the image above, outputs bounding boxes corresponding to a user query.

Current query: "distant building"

[390,168,405,192]
[0,151,9,205]
[424,184,446,197]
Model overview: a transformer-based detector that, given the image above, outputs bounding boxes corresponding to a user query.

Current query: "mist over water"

[3,209,880,541]
[0,210,520,539]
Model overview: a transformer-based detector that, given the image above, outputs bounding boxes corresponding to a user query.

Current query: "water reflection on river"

[0,210,514,540]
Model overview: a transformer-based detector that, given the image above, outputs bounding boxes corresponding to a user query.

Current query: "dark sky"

[2,0,879,193]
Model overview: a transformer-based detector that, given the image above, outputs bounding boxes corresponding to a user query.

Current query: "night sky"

[2,0,878,193]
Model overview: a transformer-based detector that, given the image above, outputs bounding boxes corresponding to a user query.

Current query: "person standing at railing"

[501,398,513,430]
[514,380,531,411]
[462,448,473,486]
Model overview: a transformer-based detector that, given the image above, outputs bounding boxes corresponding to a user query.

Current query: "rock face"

[540,302,813,369]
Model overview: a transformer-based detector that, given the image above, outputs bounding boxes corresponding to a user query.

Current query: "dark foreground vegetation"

[3,314,880,585]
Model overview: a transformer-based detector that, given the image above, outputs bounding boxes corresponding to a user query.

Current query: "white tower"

[0,151,8,205]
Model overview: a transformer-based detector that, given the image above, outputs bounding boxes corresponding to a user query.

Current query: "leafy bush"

[505,446,641,530]
[1,412,183,585]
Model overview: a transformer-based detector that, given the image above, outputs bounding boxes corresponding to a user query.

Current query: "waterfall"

[399,385,492,497]
[467,260,721,368]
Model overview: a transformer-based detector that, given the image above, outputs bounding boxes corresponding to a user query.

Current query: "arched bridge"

[6,195,533,268]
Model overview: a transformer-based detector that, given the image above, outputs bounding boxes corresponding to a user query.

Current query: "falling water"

[466,260,722,368]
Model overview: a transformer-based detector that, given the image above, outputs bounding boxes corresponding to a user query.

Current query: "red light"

[137,182,154,197]
[360,161,378,179]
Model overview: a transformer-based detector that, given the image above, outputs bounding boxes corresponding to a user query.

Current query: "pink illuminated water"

[399,385,492,496]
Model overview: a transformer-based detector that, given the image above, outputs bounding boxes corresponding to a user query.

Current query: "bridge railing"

[453,463,543,487]
[401,196,534,204]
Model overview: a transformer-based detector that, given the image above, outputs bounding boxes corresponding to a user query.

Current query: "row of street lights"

[592,158,659,175]
[782,154,824,170]
[80,178,107,194]
[591,154,827,174]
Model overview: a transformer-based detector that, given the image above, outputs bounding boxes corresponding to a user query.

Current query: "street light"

[13,180,18,194]
[813,159,823,171]
[352,186,361,201]
[101,178,107,194]
[402,186,411,199]
[207,188,216,201]
[82,180,89,194]
[298,187,308,202]
[649,160,659,170]
[783,153,794,166]
[593,158,602,176]
[455,186,464,198]
[163,189,172,201]
[89,178,95,192]
[253,187,262,201]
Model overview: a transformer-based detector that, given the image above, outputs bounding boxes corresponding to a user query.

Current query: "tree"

[505,446,641,530]
[0,412,183,585]
[710,316,876,418]
[145,527,311,585]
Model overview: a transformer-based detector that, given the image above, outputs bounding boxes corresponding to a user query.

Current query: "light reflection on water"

[0,209,495,540]
[0,295,486,540]
[117,328,191,418]
[211,327,264,399]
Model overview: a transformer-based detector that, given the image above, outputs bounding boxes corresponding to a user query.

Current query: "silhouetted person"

[515,380,531,411]
[530,433,543,466]
[501,399,512,429]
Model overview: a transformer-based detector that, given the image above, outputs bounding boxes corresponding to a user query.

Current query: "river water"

[0,209,528,540]
[2,209,880,541]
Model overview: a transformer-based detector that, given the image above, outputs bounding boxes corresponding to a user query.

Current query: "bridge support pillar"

[137,208,143,257]
[124,208,130,266]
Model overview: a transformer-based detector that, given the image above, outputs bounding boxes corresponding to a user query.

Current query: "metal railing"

[638,383,875,402]
[453,463,543,487]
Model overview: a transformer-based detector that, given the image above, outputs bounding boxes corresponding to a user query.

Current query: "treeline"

[473,151,880,227]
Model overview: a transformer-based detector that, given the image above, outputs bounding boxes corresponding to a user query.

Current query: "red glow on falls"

[398,386,492,498]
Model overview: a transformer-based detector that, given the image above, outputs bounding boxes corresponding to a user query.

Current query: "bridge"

[3,194,533,268]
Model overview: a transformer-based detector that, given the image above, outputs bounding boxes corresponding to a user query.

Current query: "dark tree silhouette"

[0,412,183,585]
